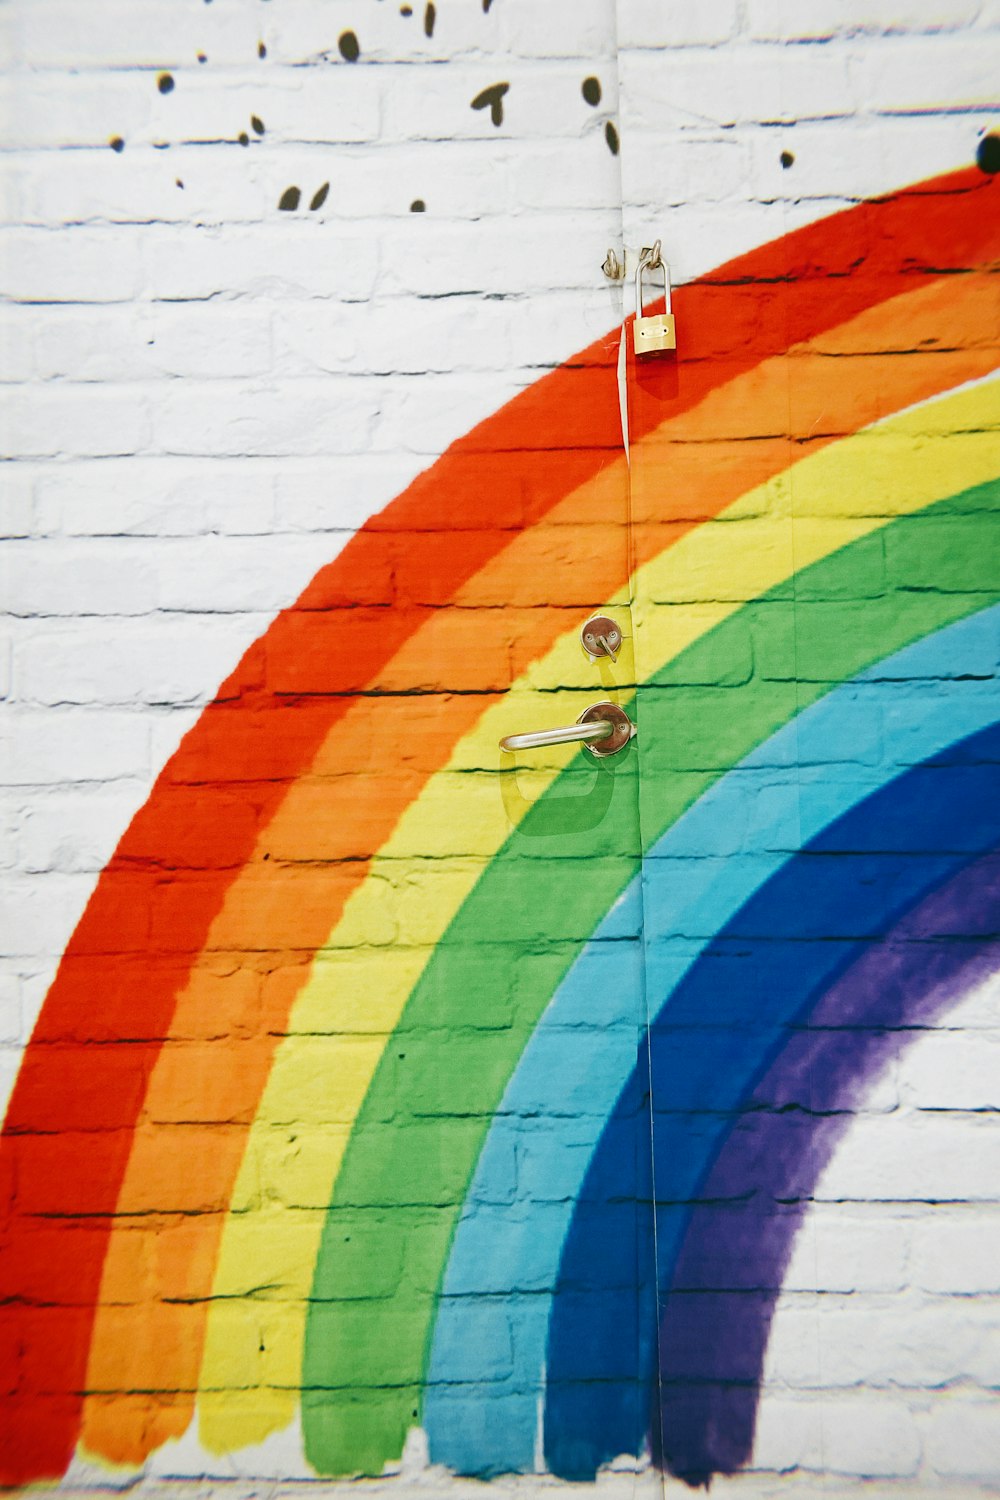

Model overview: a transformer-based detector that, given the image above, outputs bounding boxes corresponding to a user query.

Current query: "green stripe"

[302,486,1000,1475]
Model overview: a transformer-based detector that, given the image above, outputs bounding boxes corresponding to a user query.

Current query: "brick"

[141,225,377,302]
[15,618,264,707]
[150,380,380,459]
[0,469,34,539]
[0,540,158,617]
[925,1396,1000,1480]
[30,303,272,382]
[34,459,276,537]
[912,1215,1000,1292]
[17,786,140,873]
[747,0,982,39]
[3,385,149,460]
[619,0,739,48]
[0,227,140,303]
[817,1112,1000,1202]
[0,708,149,784]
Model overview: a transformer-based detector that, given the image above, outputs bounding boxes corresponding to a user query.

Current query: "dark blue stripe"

[543,722,1000,1481]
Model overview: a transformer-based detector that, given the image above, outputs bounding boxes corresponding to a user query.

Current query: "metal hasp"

[500,702,636,758]
[634,239,676,356]
[581,614,621,662]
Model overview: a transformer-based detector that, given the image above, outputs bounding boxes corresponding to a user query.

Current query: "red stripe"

[0,163,994,1483]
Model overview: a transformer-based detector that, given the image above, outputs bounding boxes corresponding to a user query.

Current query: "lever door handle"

[500,702,636,758]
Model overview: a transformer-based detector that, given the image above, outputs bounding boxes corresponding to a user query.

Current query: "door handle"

[500,702,636,758]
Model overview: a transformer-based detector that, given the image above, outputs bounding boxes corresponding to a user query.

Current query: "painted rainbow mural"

[1,163,998,1487]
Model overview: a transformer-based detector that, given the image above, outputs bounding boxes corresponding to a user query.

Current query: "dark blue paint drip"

[543,723,1000,1483]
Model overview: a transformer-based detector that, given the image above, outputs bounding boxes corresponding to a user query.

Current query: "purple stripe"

[657,853,1000,1479]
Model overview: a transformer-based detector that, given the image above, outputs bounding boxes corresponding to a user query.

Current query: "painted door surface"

[2,1,1000,1493]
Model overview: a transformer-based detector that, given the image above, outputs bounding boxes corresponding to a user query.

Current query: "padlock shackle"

[635,245,671,319]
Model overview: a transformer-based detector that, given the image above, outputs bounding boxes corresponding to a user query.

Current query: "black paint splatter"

[483,0,493,10]
[471,82,508,127]
[157,72,175,94]
[339,30,360,61]
[582,76,601,106]
[310,182,330,210]
[279,186,301,210]
[410,198,425,212]
[197,52,207,63]
[977,133,1000,173]
[258,41,267,58]
[251,115,265,135]
[780,150,794,168]
[238,132,249,146]
[401,4,412,13]
[424,1,435,36]
[176,179,185,188]
[605,120,619,155]
[109,136,124,152]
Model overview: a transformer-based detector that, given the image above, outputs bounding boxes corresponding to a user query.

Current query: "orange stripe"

[80,269,997,1465]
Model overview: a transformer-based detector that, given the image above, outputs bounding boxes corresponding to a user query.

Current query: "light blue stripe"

[423,604,1000,1474]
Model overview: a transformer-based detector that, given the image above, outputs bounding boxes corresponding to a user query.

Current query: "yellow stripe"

[197,372,999,1453]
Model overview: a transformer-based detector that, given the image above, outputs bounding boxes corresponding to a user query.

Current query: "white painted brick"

[851,33,1000,116]
[378,217,616,297]
[14,617,267,708]
[16,785,143,875]
[263,1,485,67]
[497,0,615,59]
[756,1391,923,1478]
[820,1395,922,1478]
[747,116,991,204]
[924,1396,1000,1481]
[0,73,155,150]
[750,1395,825,1473]
[154,534,338,613]
[379,63,619,145]
[0,227,140,303]
[0,306,35,382]
[272,456,421,533]
[150,379,379,458]
[900,1032,1000,1110]
[782,1217,909,1293]
[618,0,740,49]
[0,971,21,1044]
[747,0,982,40]
[0,873,104,957]
[140,224,378,301]
[616,134,754,208]
[273,285,616,381]
[816,1112,1000,1202]
[3,386,149,460]
[0,709,149,785]
[498,140,622,213]
[251,142,512,222]
[30,303,272,382]
[14,1,265,70]
[33,460,275,537]
[371,373,535,456]
[765,1294,1000,1387]
[0,1046,23,1118]
[0,469,33,539]
[23,146,275,229]
[912,1216,1000,1293]
[621,45,856,131]
[0,794,16,868]
[10,68,381,153]
[0,541,158,617]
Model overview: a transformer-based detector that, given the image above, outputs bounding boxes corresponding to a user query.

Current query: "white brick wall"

[3,0,1000,1490]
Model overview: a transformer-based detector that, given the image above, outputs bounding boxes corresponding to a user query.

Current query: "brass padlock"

[634,246,675,356]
